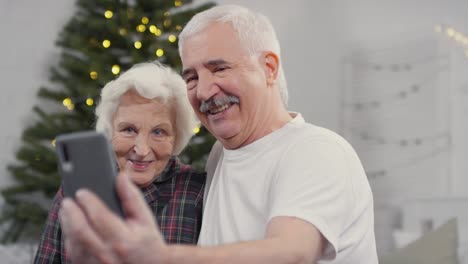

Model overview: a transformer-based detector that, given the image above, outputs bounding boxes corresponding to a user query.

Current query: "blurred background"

[0,0,467,263]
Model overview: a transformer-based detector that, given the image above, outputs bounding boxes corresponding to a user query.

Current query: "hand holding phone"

[55,131,124,217]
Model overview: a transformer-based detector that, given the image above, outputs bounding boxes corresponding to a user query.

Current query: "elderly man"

[59,5,378,264]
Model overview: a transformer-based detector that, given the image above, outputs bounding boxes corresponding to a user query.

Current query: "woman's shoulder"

[173,158,206,187]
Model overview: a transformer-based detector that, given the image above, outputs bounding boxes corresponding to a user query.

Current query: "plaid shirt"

[34,157,205,264]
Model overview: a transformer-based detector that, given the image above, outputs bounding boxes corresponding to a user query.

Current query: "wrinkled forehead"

[180,22,249,66]
[119,89,153,105]
[117,89,173,114]
[114,94,175,125]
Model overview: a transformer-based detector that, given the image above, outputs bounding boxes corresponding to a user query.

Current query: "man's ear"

[262,51,279,86]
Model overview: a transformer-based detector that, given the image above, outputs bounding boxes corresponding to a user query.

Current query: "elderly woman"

[34,62,205,263]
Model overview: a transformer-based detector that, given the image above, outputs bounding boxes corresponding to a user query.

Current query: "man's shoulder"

[206,141,223,170]
[203,141,223,203]
[291,121,354,149]
[276,121,363,167]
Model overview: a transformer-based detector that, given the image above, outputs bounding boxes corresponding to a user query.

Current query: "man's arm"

[168,216,325,264]
[60,171,325,264]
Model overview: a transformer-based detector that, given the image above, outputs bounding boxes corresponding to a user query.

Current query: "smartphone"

[55,130,124,217]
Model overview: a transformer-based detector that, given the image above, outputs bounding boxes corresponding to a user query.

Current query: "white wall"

[334,0,468,257]
[338,0,468,196]
[0,0,75,189]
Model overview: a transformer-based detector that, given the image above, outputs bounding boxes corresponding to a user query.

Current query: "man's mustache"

[199,95,240,113]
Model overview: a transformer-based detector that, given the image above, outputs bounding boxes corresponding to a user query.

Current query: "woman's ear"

[262,51,280,86]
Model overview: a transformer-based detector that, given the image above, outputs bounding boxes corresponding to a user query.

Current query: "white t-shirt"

[198,113,378,263]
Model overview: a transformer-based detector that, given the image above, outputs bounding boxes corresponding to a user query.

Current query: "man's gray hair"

[95,62,198,155]
[178,5,288,107]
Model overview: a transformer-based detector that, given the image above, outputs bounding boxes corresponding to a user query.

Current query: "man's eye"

[185,76,198,90]
[185,76,198,83]
[214,66,228,72]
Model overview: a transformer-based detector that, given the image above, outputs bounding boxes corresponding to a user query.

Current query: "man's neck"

[222,106,292,150]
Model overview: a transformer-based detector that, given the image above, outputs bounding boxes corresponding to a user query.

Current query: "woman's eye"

[153,128,164,136]
[122,127,135,133]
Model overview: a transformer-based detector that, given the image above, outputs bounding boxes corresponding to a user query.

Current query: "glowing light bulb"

[86,98,94,106]
[446,27,455,38]
[62,98,72,107]
[141,17,149,24]
[149,25,157,33]
[89,71,98,80]
[168,34,177,43]
[455,32,464,42]
[175,0,182,7]
[104,10,113,19]
[134,41,142,49]
[192,126,200,134]
[155,29,162,36]
[112,65,121,75]
[136,24,146,32]
[102,40,111,48]
[156,48,164,57]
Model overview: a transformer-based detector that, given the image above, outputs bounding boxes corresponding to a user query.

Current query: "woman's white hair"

[95,61,198,155]
[178,4,288,107]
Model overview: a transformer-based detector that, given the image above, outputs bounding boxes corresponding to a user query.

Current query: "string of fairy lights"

[346,25,467,177]
[365,145,449,179]
[343,39,451,180]
[344,74,438,111]
[434,24,468,59]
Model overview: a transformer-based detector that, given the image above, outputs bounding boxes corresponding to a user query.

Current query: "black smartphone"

[55,130,124,217]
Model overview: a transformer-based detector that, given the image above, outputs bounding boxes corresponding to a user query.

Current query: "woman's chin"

[130,172,157,187]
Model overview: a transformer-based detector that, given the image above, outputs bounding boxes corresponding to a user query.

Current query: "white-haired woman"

[34,62,205,264]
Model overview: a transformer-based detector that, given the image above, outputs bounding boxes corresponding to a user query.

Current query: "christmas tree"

[0,0,215,243]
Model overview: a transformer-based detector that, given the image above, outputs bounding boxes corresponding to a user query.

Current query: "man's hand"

[59,169,168,264]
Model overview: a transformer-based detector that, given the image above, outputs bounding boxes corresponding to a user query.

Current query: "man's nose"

[133,135,150,156]
[196,73,220,102]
